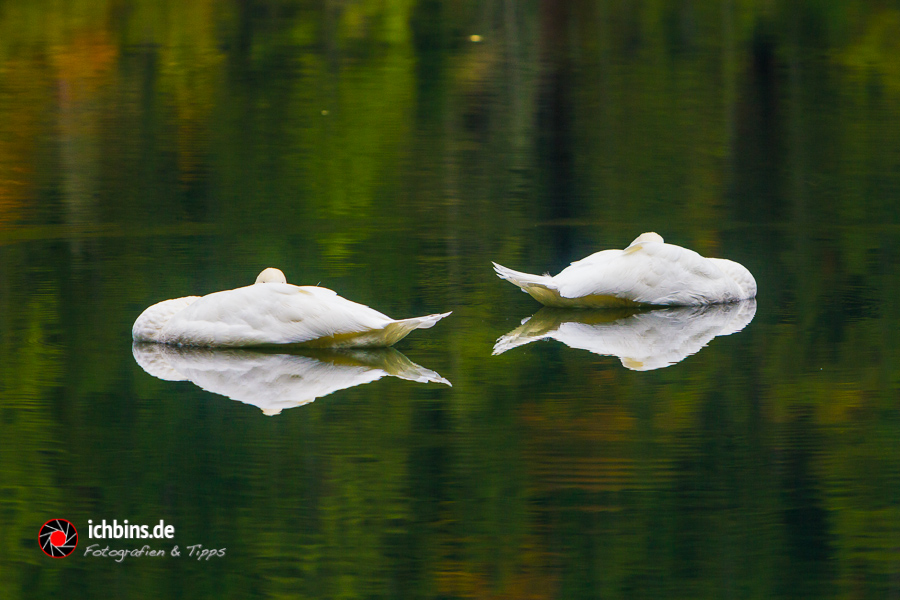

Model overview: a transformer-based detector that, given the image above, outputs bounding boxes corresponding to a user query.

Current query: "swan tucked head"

[255,268,287,284]
[628,232,664,246]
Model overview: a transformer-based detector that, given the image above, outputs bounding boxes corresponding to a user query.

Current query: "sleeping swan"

[493,301,756,370]
[133,268,451,348]
[132,345,450,416]
[493,232,757,307]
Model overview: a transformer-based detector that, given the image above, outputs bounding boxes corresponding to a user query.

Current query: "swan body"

[493,232,757,307]
[133,268,451,348]
[493,300,756,370]
[133,344,450,416]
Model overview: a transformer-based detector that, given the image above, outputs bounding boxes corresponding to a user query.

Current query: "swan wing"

[554,242,747,305]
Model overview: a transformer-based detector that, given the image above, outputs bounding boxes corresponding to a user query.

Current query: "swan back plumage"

[158,284,378,346]
[133,269,451,347]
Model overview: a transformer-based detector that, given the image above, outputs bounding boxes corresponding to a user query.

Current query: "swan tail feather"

[373,348,452,386]
[492,262,552,287]
[493,330,545,355]
[288,312,450,348]
[493,262,568,306]
[492,311,564,355]
[379,311,452,346]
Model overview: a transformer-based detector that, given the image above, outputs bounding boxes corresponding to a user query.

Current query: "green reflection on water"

[1,0,900,598]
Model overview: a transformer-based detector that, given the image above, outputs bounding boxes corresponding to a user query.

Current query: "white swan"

[493,232,757,307]
[133,268,451,348]
[133,344,451,416]
[493,300,756,370]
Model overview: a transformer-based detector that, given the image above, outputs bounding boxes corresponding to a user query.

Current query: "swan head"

[255,268,287,284]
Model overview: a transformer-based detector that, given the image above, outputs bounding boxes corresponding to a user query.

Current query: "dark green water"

[2,1,900,598]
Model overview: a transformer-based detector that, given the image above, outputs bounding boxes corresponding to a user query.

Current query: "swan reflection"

[133,344,451,415]
[493,299,756,371]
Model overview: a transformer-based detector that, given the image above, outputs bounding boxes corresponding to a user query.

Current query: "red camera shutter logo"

[39,519,78,558]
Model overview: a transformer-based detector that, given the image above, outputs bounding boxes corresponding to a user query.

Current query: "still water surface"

[1,1,900,598]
